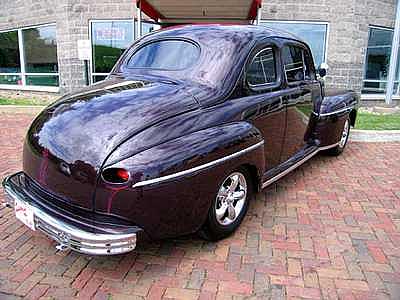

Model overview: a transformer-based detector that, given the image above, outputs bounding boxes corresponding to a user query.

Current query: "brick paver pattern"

[1,112,400,300]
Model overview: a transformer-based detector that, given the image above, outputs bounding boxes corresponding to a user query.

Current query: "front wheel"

[324,117,350,156]
[199,167,253,241]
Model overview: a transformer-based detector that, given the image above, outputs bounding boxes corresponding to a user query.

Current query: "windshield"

[127,40,200,71]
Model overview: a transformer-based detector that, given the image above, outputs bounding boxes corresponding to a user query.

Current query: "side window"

[282,45,313,83]
[246,48,277,86]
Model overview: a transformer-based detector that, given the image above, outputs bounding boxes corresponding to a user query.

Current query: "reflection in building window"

[363,27,399,94]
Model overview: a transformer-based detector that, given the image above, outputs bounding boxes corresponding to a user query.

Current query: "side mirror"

[318,68,327,78]
[318,63,329,78]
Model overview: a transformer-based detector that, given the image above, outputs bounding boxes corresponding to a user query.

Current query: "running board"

[261,142,339,189]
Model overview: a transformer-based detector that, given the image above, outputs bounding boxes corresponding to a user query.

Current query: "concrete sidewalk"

[350,129,400,142]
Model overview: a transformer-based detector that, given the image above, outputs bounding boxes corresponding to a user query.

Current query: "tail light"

[101,168,130,184]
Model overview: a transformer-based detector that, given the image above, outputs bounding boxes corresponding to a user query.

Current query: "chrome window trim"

[261,142,339,189]
[132,141,265,188]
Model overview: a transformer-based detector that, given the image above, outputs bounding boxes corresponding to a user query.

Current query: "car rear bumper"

[2,172,141,255]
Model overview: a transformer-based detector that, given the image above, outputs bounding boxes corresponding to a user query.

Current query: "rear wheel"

[199,167,253,241]
[324,117,350,156]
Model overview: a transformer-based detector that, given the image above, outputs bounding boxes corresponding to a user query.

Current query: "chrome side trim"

[318,142,340,151]
[316,106,354,117]
[132,141,265,188]
[2,173,138,255]
[261,142,339,189]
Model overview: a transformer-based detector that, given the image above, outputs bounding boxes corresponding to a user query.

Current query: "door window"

[282,45,307,83]
[246,47,277,86]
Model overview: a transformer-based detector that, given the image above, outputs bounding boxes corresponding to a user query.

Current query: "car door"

[280,42,321,162]
[243,44,286,172]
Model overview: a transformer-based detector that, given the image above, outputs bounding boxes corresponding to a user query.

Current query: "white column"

[17,29,26,86]
[137,1,142,39]
[256,4,262,25]
[385,0,400,105]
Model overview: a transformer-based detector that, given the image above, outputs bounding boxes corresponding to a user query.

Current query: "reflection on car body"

[2,25,358,255]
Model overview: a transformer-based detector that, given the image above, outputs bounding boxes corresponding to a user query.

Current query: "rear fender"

[94,122,265,239]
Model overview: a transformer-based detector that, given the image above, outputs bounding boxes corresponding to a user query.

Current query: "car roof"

[141,24,302,45]
[117,24,306,106]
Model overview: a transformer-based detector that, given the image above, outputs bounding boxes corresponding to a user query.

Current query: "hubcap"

[215,172,247,226]
[339,119,350,148]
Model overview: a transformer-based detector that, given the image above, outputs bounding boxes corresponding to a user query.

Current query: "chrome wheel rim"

[215,172,247,226]
[339,119,350,148]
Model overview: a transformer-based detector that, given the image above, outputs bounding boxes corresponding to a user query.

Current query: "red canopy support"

[136,0,164,21]
[135,0,262,25]
[248,0,262,20]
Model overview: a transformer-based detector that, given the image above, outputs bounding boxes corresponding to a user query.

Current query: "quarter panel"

[95,122,264,239]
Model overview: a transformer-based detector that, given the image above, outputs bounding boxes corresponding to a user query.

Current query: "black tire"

[199,167,253,241]
[324,117,351,156]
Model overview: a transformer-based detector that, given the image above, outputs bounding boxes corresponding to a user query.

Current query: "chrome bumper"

[2,172,138,255]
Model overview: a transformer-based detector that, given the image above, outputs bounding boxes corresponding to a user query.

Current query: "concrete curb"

[350,129,400,142]
[0,105,45,114]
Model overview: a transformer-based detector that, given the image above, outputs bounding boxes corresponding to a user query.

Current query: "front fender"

[94,122,264,239]
[319,90,359,116]
[313,90,359,146]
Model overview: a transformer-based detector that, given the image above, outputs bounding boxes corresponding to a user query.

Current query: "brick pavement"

[0,112,400,299]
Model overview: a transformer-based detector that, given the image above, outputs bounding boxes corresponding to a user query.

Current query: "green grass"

[0,97,49,106]
[0,96,399,130]
[355,111,400,130]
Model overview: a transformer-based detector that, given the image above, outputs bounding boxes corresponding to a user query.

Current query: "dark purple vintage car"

[3,25,358,255]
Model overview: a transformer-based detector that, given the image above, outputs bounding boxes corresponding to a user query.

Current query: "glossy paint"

[22,25,359,240]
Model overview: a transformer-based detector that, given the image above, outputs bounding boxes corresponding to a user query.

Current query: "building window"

[362,26,399,94]
[0,24,59,90]
[90,20,159,83]
[23,25,58,86]
[261,21,328,67]
[0,30,21,85]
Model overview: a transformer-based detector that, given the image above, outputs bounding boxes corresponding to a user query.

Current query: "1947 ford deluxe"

[2,25,358,255]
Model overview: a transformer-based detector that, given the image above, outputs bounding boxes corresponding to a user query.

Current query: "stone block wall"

[0,0,136,94]
[262,0,396,94]
[0,0,397,95]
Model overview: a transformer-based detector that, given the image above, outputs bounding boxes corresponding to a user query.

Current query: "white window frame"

[362,25,400,97]
[89,19,160,85]
[261,20,330,66]
[0,23,59,93]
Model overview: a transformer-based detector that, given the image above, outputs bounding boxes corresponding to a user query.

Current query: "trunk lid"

[23,76,198,210]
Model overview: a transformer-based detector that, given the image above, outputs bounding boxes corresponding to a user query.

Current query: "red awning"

[136,0,262,25]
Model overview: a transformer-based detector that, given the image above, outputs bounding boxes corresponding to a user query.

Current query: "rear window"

[127,40,200,71]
